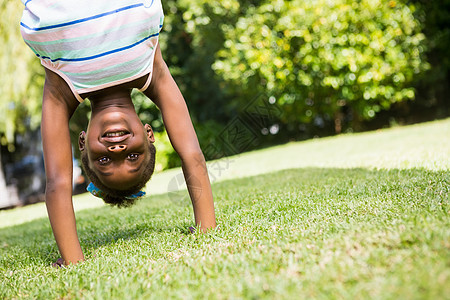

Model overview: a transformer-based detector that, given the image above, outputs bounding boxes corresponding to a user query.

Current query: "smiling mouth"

[102,130,131,143]
[103,131,129,137]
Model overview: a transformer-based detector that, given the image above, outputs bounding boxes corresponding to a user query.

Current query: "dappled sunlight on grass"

[214,118,449,182]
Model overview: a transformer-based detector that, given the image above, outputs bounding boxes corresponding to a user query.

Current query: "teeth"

[105,131,126,137]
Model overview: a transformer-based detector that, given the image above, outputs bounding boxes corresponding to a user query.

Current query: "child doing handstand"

[20,0,216,265]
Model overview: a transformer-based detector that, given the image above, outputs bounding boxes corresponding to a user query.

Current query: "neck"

[89,89,134,115]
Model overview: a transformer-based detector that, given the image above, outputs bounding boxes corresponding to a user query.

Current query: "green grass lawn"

[1,119,449,299]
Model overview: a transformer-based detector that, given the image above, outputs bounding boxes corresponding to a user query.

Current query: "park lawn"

[0,119,449,299]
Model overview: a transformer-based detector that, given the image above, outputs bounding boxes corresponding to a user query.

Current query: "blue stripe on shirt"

[36,29,161,62]
[20,3,144,31]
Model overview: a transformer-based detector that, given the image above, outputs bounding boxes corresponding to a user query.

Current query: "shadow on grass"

[0,167,448,267]
[0,195,191,266]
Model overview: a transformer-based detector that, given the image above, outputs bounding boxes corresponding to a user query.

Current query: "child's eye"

[98,157,110,165]
[128,153,139,161]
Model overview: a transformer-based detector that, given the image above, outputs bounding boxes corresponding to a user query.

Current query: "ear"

[78,131,86,151]
[144,124,155,143]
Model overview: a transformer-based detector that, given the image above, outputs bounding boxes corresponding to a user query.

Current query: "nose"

[107,144,127,152]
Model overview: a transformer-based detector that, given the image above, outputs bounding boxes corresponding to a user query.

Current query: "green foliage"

[152,130,180,171]
[213,0,428,133]
[158,0,238,124]
[158,0,281,158]
[0,0,44,149]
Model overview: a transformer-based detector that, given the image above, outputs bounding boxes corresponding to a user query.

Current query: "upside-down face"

[79,109,155,191]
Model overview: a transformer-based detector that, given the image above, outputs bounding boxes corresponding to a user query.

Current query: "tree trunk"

[0,151,7,205]
[0,151,20,209]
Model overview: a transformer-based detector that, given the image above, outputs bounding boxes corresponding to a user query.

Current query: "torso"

[21,0,163,102]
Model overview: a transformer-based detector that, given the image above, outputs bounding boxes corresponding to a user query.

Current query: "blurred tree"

[0,0,44,202]
[410,0,450,118]
[157,0,263,157]
[213,0,428,136]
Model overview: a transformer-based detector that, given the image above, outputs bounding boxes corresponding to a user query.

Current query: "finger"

[52,258,64,268]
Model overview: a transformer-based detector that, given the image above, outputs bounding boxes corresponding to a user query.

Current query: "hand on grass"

[189,224,219,234]
[52,258,64,268]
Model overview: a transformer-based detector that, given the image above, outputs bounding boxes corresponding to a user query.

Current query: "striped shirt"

[20,0,164,102]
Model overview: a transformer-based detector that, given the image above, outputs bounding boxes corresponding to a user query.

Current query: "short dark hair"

[81,143,156,208]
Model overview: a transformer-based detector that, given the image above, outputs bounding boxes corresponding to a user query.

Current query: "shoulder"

[43,68,79,113]
[44,68,77,102]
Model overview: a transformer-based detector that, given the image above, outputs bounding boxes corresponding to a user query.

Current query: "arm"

[145,45,216,231]
[41,68,84,265]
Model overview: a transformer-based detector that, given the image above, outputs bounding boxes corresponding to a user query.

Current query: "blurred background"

[0,0,448,208]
